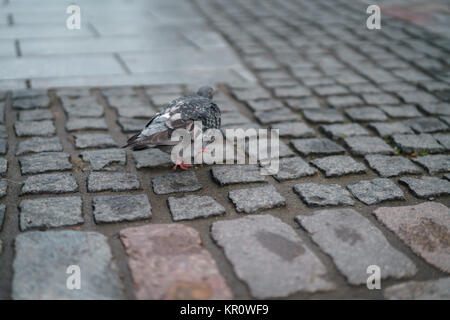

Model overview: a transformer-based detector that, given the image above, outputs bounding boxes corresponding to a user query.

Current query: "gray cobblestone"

[132,148,172,169]
[365,155,422,177]
[285,97,321,110]
[320,123,369,140]
[18,109,53,121]
[291,138,345,156]
[211,164,266,186]
[369,122,413,137]
[16,137,62,155]
[362,93,400,105]
[311,155,366,177]
[61,96,104,118]
[347,178,404,205]
[254,108,301,124]
[152,171,202,195]
[271,122,315,138]
[327,95,364,108]
[274,86,310,98]
[21,173,78,195]
[296,209,416,285]
[19,152,72,174]
[117,117,148,132]
[0,179,7,198]
[399,176,450,198]
[80,148,126,171]
[232,87,271,101]
[93,194,151,224]
[380,105,422,119]
[384,278,450,300]
[419,103,450,116]
[294,183,354,206]
[0,157,7,175]
[211,215,335,298]
[0,204,4,229]
[0,125,7,138]
[19,196,83,231]
[167,195,225,221]
[412,155,450,174]
[345,136,394,156]
[12,230,124,299]
[14,120,56,137]
[247,100,284,112]
[270,157,315,181]
[87,172,140,192]
[303,109,345,123]
[433,133,450,150]
[228,185,285,214]
[108,96,155,118]
[405,117,448,133]
[12,96,50,110]
[345,107,388,122]
[0,139,6,155]
[392,134,445,154]
[74,133,117,149]
[66,117,108,131]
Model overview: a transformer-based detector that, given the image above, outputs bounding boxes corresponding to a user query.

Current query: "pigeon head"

[197,86,214,100]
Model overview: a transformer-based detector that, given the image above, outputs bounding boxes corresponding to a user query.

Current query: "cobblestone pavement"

[1,0,450,300]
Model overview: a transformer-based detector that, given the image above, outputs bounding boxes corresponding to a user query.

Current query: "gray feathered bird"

[124,86,221,170]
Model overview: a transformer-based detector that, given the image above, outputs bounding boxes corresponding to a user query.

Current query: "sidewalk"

[0,0,449,300]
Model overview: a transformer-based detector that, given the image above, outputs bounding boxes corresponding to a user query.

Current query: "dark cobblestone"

[311,155,366,177]
[152,171,202,195]
[228,185,285,214]
[167,195,225,221]
[87,172,140,192]
[19,197,83,231]
[347,178,404,205]
[93,194,151,224]
[294,183,354,206]
[19,152,72,174]
[399,176,450,198]
[16,137,62,155]
[291,138,345,156]
[21,173,78,195]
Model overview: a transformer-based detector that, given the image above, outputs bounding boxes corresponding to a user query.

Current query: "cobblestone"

[117,117,148,132]
[167,195,225,221]
[120,224,232,299]
[228,185,285,214]
[296,209,416,285]
[291,138,345,156]
[211,164,266,186]
[19,152,72,174]
[412,155,450,174]
[365,155,422,177]
[12,96,50,110]
[132,148,172,169]
[399,176,450,198]
[345,107,388,122]
[369,122,414,137]
[303,109,345,123]
[87,172,140,192]
[21,173,78,195]
[374,202,450,273]
[345,136,394,156]
[16,137,62,155]
[152,171,202,195]
[433,134,450,150]
[379,105,422,119]
[320,123,369,140]
[294,183,354,206]
[0,158,6,175]
[0,179,7,198]
[419,103,450,116]
[93,194,151,224]
[254,108,301,124]
[14,120,56,137]
[18,109,54,121]
[405,117,448,133]
[13,230,124,299]
[392,134,445,154]
[19,196,83,231]
[66,117,108,131]
[81,148,126,171]
[74,133,117,149]
[384,278,450,300]
[211,215,335,298]
[60,96,104,118]
[271,122,315,138]
[270,157,315,181]
[327,95,364,109]
[347,178,404,205]
[311,155,366,177]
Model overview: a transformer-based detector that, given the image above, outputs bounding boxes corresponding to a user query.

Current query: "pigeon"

[124,86,221,170]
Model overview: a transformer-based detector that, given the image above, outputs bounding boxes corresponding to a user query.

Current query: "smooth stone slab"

[365,155,422,177]
[211,164,267,186]
[60,96,104,118]
[87,172,140,192]
[14,120,56,137]
[16,137,62,155]
[303,109,345,123]
[374,202,450,273]
[21,173,78,195]
[399,176,450,198]
[93,194,151,224]
[369,122,413,137]
[12,230,124,299]
[211,214,336,298]
[294,183,354,206]
[120,224,232,300]
[18,109,54,121]
[384,278,450,300]
[296,209,417,284]
[19,197,83,231]
[311,155,366,177]
[320,123,369,140]
[167,195,225,221]
[345,136,394,156]
[228,185,286,214]
[412,155,450,174]
[271,122,315,138]
[291,138,345,156]
[347,178,404,205]
[152,171,202,195]
[270,157,315,181]
[132,148,172,169]
[19,152,72,174]
[74,133,117,149]
[81,148,126,171]
[66,117,108,131]
[392,134,445,154]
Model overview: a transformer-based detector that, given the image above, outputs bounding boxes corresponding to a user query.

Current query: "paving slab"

[374,202,450,273]
[296,209,417,284]
[120,224,232,300]
[211,215,335,298]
